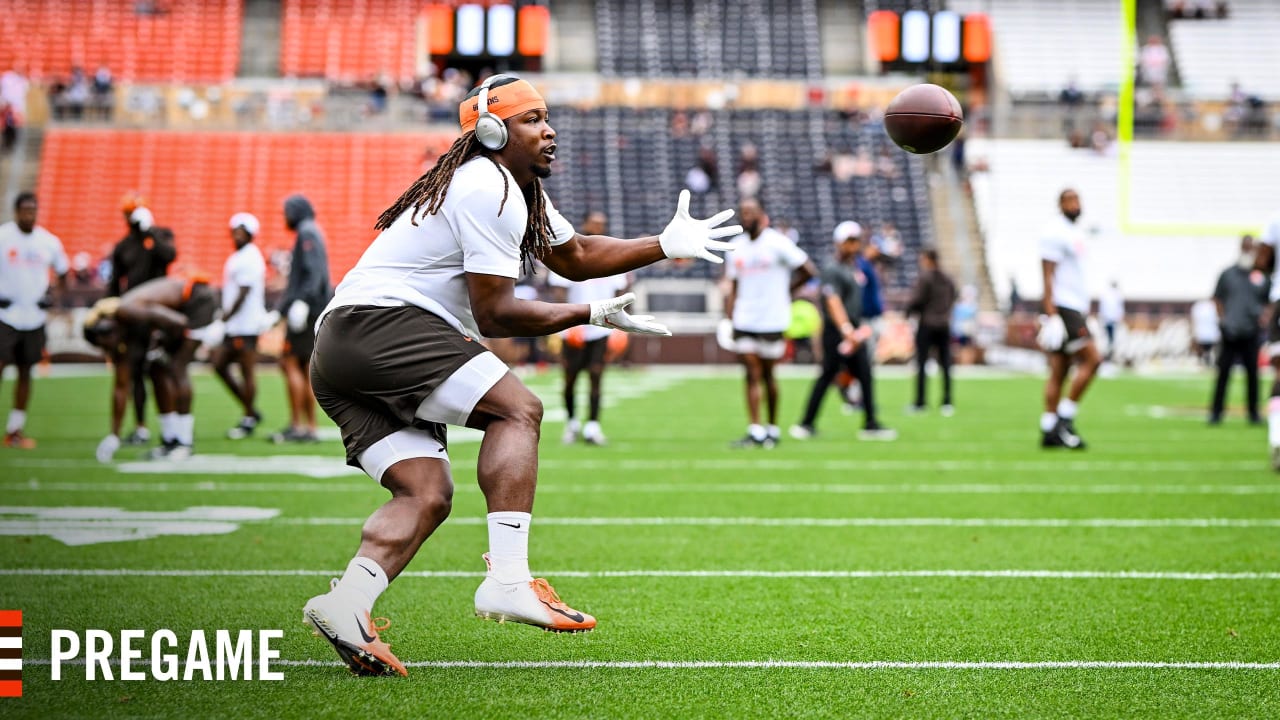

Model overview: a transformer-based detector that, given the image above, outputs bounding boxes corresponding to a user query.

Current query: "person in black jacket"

[907,249,959,415]
[107,194,176,446]
[273,194,333,443]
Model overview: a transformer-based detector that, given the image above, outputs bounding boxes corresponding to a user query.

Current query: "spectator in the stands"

[1138,36,1171,89]
[92,65,114,120]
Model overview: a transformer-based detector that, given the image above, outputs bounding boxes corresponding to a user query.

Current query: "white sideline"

[280,516,1280,528]
[2,568,1278,580]
[22,658,1280,671]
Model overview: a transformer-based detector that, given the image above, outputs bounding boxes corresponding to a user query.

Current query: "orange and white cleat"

[303,581,408,677]
[474,555,596,632]
[3,431,35,449]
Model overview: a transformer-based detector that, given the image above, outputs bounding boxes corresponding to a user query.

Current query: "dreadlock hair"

[376,122,556,271]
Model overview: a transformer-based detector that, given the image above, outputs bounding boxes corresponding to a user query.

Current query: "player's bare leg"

[733,354,771,447]
[1268,355,1280,470]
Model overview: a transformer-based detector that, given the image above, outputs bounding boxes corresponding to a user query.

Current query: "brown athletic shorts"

[1057,306,1092,354]
[310,304,488,468]
[0,322,45,366]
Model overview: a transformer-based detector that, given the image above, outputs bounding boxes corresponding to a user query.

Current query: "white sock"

[1269,398,1280,447]
[748,423,766,441]
[1056,399,1078,420]
[766,424,780,440]
[6,409,25,434]
[335,557,388,611]
[1040,412,1059,432]
[486,511,533,584]
[160,412,179,442]
[178,414,194,446]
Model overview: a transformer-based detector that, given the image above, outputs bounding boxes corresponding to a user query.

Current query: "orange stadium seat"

[36,129,457,284]
[280,0,418,83]
[0,0,241,83]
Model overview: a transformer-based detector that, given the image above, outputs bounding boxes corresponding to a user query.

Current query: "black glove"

[0,298,10,309]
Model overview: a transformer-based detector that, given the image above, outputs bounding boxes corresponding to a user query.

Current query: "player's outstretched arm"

[545,190,741,281]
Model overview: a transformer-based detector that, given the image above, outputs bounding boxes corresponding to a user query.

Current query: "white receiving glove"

[260,309,282,333]
[658,189,742,264]
[187,319,226,349]
[286,300,309,332]
[715,317,736,352]
[1036,314,1067,352]
[96,433,121,463]
[588,292,671,336]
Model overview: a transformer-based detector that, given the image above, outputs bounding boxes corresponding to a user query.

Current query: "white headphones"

[473,74,515,151]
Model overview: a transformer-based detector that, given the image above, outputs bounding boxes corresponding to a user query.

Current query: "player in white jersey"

[723,198,816,448]
[211,213,268,439]
[1253,213,1280,468]
[548,211,630,446]
[299,75,741,676]
[1036,189,1101,449]
[0,192,68,449]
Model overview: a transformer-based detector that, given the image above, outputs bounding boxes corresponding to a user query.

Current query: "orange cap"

[458,77,546,135]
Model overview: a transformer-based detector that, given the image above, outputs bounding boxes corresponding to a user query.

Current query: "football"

[884,84,964,154]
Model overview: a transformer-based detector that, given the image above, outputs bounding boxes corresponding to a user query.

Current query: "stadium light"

[487,4,515,57]
[455,4,485,56]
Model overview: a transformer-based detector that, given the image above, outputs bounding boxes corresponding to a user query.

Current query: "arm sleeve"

[1212,272,1228,302]
[452,186,524,278]
[778,237,809,269]
[543,192,576,246]
[107,244,124,297]
[151,233,177,267]
[49,235,70,275]
[1039,229,1065,263]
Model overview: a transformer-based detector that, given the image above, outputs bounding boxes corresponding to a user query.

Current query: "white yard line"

[6,479,1279,495]
[2,568,1278,580]
[22,658,1280,670]
[280,516,1280,528]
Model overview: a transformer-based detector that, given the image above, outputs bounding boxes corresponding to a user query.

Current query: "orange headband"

[458,78,546,134]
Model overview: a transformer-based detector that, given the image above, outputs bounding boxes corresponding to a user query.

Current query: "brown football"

[884,84,964,155]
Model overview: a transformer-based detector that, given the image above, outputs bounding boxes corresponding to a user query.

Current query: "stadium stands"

[966,138,1268,303]
[542,106,932,289]
[279,0,418,84]
[35,129,455,282]
[0,0,241,83]
[1167,0,1280,99]
[594,0,822,78]
[948,0,1123,98]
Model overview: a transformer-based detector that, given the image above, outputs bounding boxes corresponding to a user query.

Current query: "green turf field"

[1,365,1277,719]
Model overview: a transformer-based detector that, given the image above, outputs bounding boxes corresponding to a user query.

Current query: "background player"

[1037,189,1101,449]
[548,211,630,446]
[723,198,816,448]
[211,212,268,439]
[273,195,332,444]
[0,192,68,448]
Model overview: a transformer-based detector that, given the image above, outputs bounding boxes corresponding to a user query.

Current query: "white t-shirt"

[547,272,629,342]
[1259,214,1280,301]
[325,157,575,340]
[222,242,267,336]
[0,222,69,330]
[1190,298,1221,344]
[1099,286,1124,324]
[1039,214,1089,313]
[725,227,809,333]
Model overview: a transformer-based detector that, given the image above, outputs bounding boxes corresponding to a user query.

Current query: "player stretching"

[300,74,740,676]
[1037,189,1100,449]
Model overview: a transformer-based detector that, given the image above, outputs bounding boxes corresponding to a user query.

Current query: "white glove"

[658,190,742,264]
[1037,314,1067,352]
[286,300,309,332]
[588,293,671,336]
[188,319,226,349]
[96,433,120,463]
[715,317,736,352]
[260,309,282,333]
